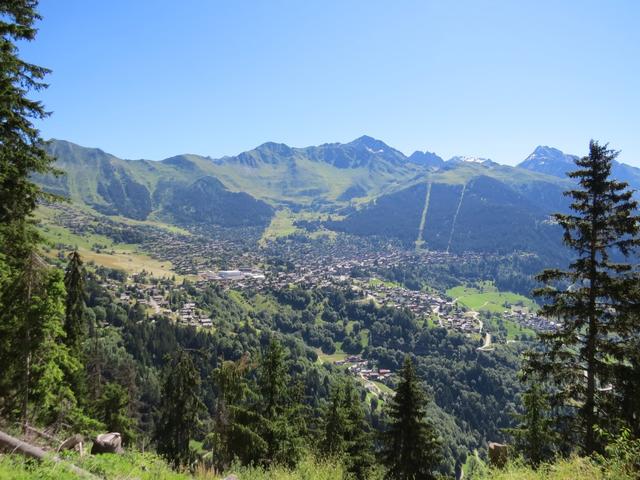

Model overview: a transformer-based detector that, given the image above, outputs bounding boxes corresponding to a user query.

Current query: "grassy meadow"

[447,281,538,314]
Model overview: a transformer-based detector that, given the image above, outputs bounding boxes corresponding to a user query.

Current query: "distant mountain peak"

[517,146,578,178]
[519,145,640,191]
[254,141,294,156]
[408,150,444,169]
[524,146,576,165]
[347,135,392,153]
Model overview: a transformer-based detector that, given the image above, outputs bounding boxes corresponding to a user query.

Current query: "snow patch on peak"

[366,146,384,154]
[448,155,494,165]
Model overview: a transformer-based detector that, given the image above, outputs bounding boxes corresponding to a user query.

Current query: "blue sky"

[21,0,640,165]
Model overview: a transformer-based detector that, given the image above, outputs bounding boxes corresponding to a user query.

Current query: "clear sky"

[20,0,640,165]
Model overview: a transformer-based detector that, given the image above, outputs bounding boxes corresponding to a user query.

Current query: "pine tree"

[342,382,376,480]
[256,339,304,467]
[318,380,376,479]
[320,383,347,456]
[209,355,267,470]
[506,376,555,467]
[0,253,78,427]
[258,339,288,421]
[0,0,70,429]
[63,250,89,403]
[525,141,639,454]
[382,357,441,480]
[0,0,57,256]
[155,350,204,467]
[63,250,87,357]
[96,382,136,445]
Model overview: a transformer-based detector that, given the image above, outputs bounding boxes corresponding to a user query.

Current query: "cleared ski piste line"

[447,182,467,253]
[415,180,432,249]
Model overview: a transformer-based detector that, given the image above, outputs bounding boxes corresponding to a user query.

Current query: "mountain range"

[37,137,640,259]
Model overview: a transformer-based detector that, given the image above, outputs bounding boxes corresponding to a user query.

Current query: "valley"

[6,135,638,479]
[3,4,640,478]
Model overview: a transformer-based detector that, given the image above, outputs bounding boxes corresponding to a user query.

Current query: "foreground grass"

[227,456,360,480]
[473,456,638,480]
[0,453,372,480]
[0,451,191,479]
[3,447,637,480]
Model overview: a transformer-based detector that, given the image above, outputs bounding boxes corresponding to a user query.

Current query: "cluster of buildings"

[355,279,483,333]
[47,202,263,276]
[335,355,393,384]
[144,231,262,275]
[200,268,266,282]
[58,197,550,340]
[115,283,172,316]
[178,302,212,328]
[503,305,558,332]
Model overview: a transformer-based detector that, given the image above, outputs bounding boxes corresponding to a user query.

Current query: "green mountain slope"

[207,136,424,206]
[328,167,570,261]
[39,137,579,259]
[39,136,427,219]
[38,140,274,227]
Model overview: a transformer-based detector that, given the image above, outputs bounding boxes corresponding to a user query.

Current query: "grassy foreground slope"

[1,453,637,480]
[0,452,190,480]
[0,453,364,480]
[474,457,636,480]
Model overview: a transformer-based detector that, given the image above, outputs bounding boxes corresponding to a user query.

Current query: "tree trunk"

[584,195,598,454]
[585,314,597,453]
[0,430,96,479]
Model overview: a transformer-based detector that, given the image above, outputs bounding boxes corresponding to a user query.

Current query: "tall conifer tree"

[63,250,86,356]
[342,382,376,480]
[155,350,204,467]
[0,1,73,428]
[0,0,57,259]
[525,140,639,454]
[320,383,347,456]
[0,253,77,426]
[382,357,441,480]
[257,338,304,467]
[209,355,268,470]
[506,376,555,467]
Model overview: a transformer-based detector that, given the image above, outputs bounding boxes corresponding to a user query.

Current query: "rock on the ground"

[91,432,124,454]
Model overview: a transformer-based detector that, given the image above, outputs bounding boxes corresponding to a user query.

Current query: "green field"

[260,209,340,244]
[316,349,348,364]
[447,281,538,314]
[260,208,299,243]
[485,316,536,341]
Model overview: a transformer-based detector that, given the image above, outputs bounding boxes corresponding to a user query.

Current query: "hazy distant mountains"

[38,136,639,258]
[517,146,580,178]
[517,145,640,191]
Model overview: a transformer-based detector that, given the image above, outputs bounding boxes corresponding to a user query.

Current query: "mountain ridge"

[37,137,637,261]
